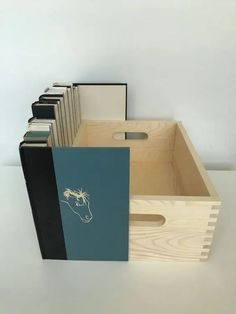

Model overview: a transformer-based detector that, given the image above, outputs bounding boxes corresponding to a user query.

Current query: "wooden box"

[74,120,221,261]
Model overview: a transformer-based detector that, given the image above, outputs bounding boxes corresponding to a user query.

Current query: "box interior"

[73,121,210,197]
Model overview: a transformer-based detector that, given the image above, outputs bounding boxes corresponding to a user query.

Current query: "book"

[45,87,74,145]
[38,94,70,146]
[19,145,130,260]
[72,83,127,120]
[53,83,78,138]
[23,131,52,146]
[27,121,54,144]
[19,144,66,259]
[28,117,59,146]
[20,82,129,261]
[20,142,48,147]
[32,100,64,146]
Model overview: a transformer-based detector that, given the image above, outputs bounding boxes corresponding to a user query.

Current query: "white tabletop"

[0,167,235,314]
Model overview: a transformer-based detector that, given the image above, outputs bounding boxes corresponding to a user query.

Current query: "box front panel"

[129,199,218,261]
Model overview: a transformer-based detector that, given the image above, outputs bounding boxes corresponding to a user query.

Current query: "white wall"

[1,0,236,168]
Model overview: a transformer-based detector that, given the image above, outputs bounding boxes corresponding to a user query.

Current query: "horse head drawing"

[61,188,93,223]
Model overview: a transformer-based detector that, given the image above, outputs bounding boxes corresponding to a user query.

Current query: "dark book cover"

[19,145,67,259]
[32,99,64,146]
[37,94,69,146]
[31,101,56,119]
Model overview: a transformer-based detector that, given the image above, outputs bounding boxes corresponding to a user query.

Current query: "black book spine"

[19,146,67,259]
[32,103,55,119]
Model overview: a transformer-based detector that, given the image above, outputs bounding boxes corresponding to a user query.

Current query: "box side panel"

[173,123,219,197]
[129,199,216,261]
[73,122,88,146]
[85,120,176,148]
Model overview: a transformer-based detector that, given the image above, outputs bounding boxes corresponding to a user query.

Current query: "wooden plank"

[129,200,213,261]
[130,161,179,195]
[85,120,176,150]
[73,122,87,146]
[174,124,211,196]
[174,123,220,198]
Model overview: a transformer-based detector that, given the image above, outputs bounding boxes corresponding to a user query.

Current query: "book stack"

[21,83,80,148]
[19,83,129,261]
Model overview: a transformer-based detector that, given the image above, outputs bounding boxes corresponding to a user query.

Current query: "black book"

[38,94,69,146]
[32,99,64,146]
[41,88,72,145]
[19,143,67,259]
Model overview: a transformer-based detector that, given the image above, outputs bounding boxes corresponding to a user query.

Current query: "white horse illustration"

[61,188,93,223]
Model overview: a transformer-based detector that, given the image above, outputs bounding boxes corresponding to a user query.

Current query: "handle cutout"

[130,214,166,227]
[113,132,148,140]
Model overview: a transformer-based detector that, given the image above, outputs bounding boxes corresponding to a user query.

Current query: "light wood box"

[74,120,221,261]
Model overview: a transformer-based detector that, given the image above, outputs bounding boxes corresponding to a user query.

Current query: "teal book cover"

[52,147,130,261]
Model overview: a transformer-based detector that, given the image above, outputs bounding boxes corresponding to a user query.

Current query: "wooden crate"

[73,120,221,261]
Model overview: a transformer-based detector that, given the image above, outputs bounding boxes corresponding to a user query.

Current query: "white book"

[28,118,59,146]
